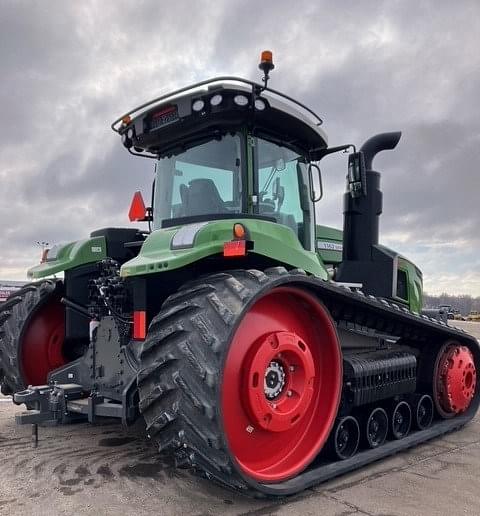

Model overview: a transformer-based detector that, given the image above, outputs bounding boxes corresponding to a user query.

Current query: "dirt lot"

[1,321,479,516]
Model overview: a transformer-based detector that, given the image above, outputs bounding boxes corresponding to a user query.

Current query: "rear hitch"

[14,384,85,426]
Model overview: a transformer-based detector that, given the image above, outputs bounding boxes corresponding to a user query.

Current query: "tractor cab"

[112,53,419,311]
[112,54,328,252]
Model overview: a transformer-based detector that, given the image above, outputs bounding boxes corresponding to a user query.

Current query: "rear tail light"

[233,223,246,239]
[223,223,249,257]
[133,310,147,340]
[223,240,247,257]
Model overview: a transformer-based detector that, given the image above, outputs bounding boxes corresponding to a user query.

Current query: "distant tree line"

[423,293,480,315]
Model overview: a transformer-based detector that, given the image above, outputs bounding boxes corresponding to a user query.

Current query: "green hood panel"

[315,224,343,264]
[27,236,107,279]
[120,219,327,279]
[397,255,423,314]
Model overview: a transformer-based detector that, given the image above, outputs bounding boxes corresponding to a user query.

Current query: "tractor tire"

[137,267,342,494]
[0,279,66,395]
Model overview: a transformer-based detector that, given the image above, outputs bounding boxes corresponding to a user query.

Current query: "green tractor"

[1,52,478,496]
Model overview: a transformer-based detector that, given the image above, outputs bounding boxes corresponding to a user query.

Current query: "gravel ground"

[0,321,479,516]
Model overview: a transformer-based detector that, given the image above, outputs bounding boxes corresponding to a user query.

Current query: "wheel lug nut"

[289,366,295,372]
[287,390,293,397]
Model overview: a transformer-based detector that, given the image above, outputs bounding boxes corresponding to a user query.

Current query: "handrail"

[111,76,323,132]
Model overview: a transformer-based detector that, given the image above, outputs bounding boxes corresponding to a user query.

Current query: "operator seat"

[184,178,227,216]
[175,183,189,217]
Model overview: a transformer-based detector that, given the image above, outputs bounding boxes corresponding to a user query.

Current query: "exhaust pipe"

[360,131,402,170]
[336,132,401,295]
[341,132,402,262]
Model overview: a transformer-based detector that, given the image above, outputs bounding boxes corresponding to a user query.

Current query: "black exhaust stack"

[360,132,402,170]
[336,132,402,298]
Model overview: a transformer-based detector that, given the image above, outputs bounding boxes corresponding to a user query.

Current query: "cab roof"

[112,77,328,158]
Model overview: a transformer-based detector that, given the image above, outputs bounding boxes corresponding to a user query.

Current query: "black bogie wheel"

[0,280,63,395]
[326,416,360,460]
[364,407,388,449]
[390,401,412,440]
[415,394,434,430]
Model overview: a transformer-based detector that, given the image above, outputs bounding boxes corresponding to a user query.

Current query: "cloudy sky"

[1,0,479,296]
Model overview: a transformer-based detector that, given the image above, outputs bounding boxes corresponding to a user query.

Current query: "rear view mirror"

[308,163,323,202]
[347,152,367,198]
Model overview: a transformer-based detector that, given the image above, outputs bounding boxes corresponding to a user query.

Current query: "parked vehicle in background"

[0,281,27,303]
[435,305,454,320]
[467,311,480,322]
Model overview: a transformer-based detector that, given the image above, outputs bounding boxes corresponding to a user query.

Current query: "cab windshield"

[152,132,312,248]
[153,133,243,229]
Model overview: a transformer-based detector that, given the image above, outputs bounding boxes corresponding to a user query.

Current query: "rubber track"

[137,267,480,497]
[0,280,63,395]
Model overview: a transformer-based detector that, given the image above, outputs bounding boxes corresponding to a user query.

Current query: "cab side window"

[257,138,306,240]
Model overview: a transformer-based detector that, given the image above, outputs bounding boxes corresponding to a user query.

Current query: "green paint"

[120,219,327,279]
[25,217,422,314]
[246,133,255,211]
[315,225,423,313]
[397,256,423,313]
[27,236,107,279]
[315,225,343,264]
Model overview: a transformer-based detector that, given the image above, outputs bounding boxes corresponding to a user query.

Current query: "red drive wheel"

[20,299,66,386]
[221,287,342,483]
[433,341,477,419]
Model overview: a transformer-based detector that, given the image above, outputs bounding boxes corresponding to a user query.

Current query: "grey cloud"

[1,0,479,295]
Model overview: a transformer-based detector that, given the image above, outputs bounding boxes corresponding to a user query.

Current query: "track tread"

[135,268,480,496]
[137,268,292,495]
[0,279,63,394]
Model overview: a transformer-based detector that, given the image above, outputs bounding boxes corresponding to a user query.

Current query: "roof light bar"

[112,76,323,133]
[234,94,249,106]
[254,98,266,111]
[192,99,205,112]
[210,94,223,106]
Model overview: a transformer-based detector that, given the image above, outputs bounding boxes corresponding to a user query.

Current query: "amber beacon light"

[259,50,275,87]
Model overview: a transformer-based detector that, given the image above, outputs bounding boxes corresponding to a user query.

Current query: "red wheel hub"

[245,331,315,433]
[221,287,342,483]
[434,343,476,417]
[20,300,66,386]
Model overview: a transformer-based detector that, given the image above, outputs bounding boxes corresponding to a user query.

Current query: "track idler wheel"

[390,401,411,440]
[222,284,343,482]
[433,342,477,419]
[411,394,434,430]
[327,416,360,460]
[0,280,67,394]
[363,407,388,449]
